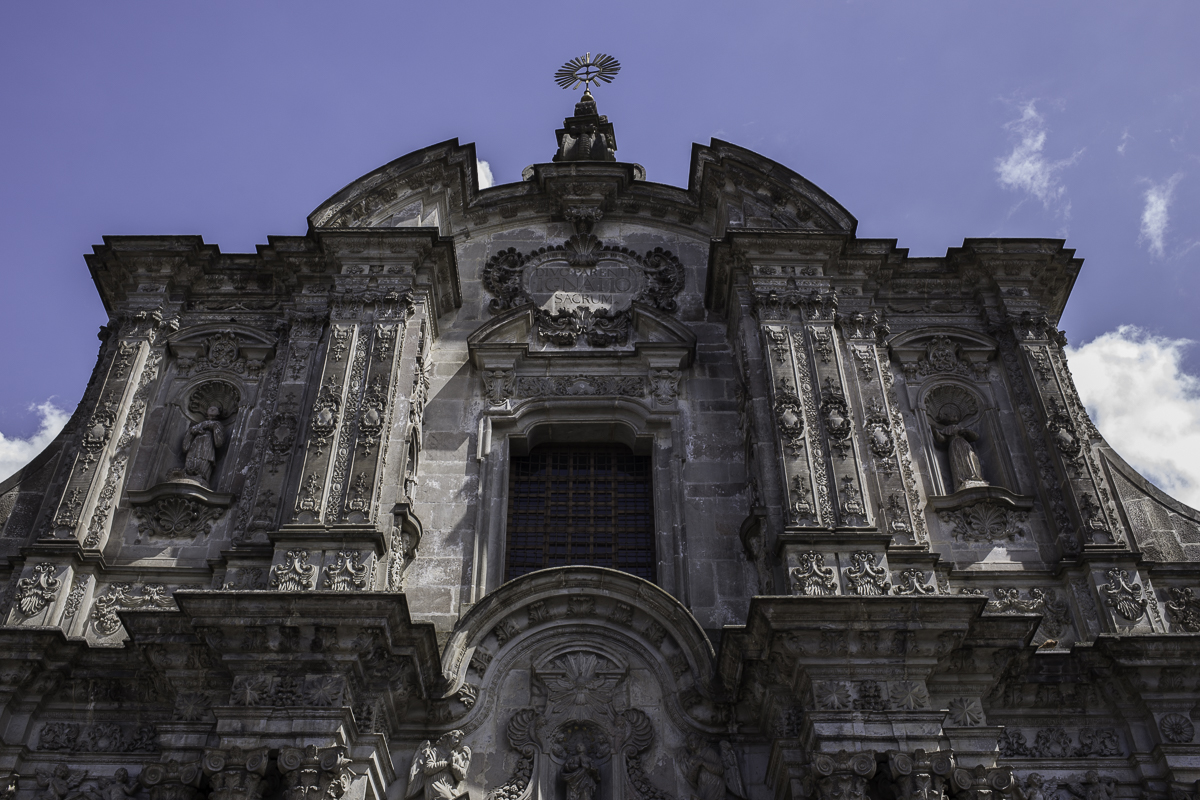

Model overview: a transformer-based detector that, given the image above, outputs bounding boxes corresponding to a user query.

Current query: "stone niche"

[438,567,737,800]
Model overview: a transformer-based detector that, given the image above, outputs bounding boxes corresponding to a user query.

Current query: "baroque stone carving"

[1166,587,1200,632]
[139,760,203,800]
[790,552,837,596]
[16,562,61,616]
[278,745,354,800]
[1158,713,1195,743]
[893,569,936,596]
[35,766,87,800]
[774,380,806,455]
[680,736,746,800]
[926,386,986,490]
[36,723,157,753]
[514,375,645,398]
[405,731,472,800]
[135,495,224,539]
[323,550,370,591]
[819,379,853,458]
[863,399,894,459]
[844,551,890,596]
[91,583,174,636]
[939,502,1027,543]
[270,550,318,592]
[202,746,270,800]
[650,369,682,404]
[307,377,343,457]
[1100,568,1146,621]
[886,749,954,800]
[483,237,684,346]
[483,369,515,405]
[810,750,876,800]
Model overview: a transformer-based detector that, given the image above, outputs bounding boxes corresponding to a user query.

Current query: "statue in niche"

[181,405,226,488]
[925,386,988,492]
[406,731,472,800]
[681,735,746,800]
[560,744,600,800]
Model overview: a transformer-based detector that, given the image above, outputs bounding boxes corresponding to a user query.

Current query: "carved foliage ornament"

[845,551,890,596]
[939,502,1027,543]
[16,563,62,616]
[790,551,837,596]
[270,550,318,592]
[136,496,224,539]
[1166,587,1200,632]
[1100,568,1146,622]
[774,380,805,455]
[482,237,685,347]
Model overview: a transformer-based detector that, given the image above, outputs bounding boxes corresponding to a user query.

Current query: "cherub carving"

[84,769,139,800]
[680,735,745,800]
[35,765,87,800]
[406,731,472,800]
[181,405,226,487]
[1064,771,1116,800]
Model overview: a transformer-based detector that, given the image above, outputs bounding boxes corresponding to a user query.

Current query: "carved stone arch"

[442,567,723,734]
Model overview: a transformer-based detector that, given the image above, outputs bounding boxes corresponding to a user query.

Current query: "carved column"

[808,750,877,800]
[202,746,270,800]
[278,746,354,800]
[140,759,204,800]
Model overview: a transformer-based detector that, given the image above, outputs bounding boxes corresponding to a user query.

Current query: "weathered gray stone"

[0,91,1196,800]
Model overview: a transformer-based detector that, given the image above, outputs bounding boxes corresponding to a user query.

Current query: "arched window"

[505,444,655,582]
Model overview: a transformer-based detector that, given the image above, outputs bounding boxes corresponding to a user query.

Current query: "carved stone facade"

[0,93,1198,800]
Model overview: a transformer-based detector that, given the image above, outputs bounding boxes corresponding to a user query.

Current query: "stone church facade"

[1,91,1200,800]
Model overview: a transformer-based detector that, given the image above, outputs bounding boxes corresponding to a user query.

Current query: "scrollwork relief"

[269,550,318,592]
[844,551,890,596]
[790,552,837,596]
[16,563,61,617]
[1100,568,1146,622]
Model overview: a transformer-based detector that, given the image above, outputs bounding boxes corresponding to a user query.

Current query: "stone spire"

[553,89,618,163]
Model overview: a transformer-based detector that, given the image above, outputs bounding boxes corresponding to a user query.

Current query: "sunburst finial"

[554,52,621,94]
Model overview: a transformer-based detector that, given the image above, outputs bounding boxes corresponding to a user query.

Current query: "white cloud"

[1138,173,1183,257]
[1066,326,1200,508]
[476,159,494,190]
[995,101,1083,210]
[0,402,69,483]
[1117,129,1132,155]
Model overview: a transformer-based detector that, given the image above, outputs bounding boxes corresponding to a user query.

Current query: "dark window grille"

[505,444,655,583]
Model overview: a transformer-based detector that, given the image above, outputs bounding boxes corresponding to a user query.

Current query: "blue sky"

[1,1,1198,499]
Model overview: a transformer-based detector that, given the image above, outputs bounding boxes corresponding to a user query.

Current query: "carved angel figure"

[681,735,745,800]
[928,403,986,490]
[181,405,226,487]
[1065,771,1116,800]
[84,769,139,800]
[35,765,87,800]
[406,731,472,800]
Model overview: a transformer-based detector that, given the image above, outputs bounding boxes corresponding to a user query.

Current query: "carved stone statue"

[561,744,599,800]
[84,769,139,800]
[406,731,472,800]
[928,403,986,491]
[35,765,86,800]
[181,405,226,487]
[681,735,745,800]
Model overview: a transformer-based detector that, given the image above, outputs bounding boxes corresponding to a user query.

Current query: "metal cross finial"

[554,52,621,94]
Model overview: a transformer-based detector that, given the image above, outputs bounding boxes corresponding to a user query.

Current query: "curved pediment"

[690,139,857,234]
